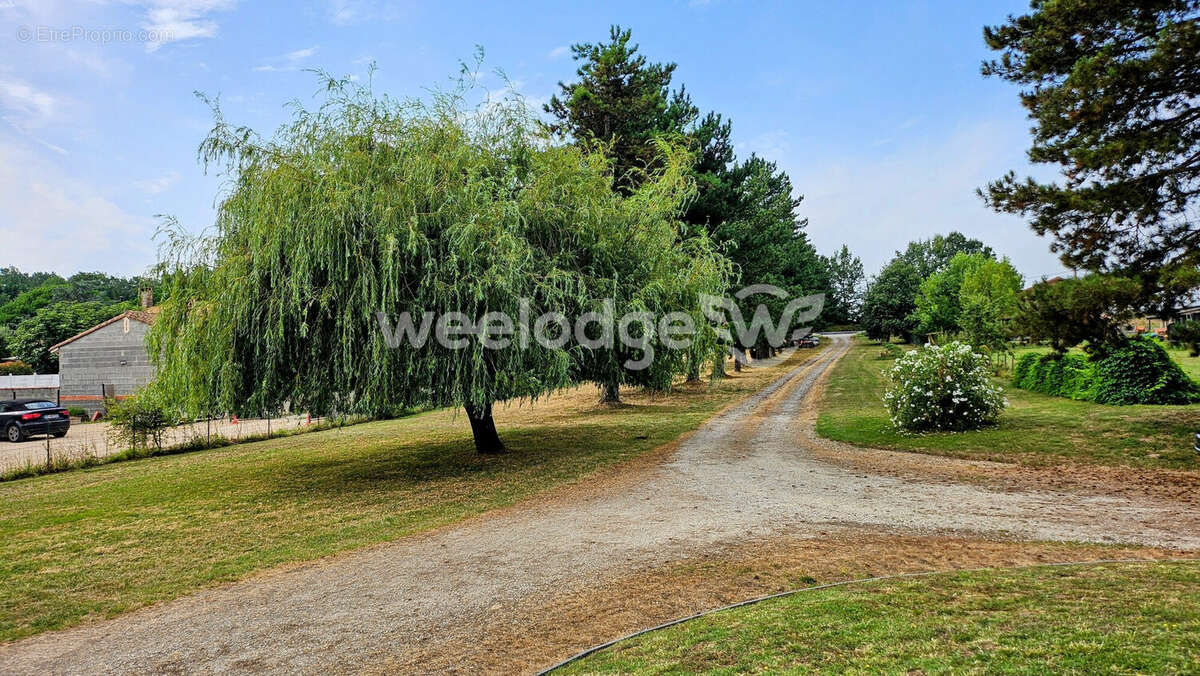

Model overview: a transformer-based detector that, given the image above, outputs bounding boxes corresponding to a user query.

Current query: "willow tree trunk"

[711,354,726,380]
[599,381,621,404]
[686,356,702,383]
[464,401,505,454]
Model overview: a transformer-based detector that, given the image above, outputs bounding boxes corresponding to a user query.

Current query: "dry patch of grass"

[0,353,808,643]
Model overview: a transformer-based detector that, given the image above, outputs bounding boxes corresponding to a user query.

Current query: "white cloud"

[0,140,153,276]
[323,0,404,26]
[327,0,359,25]
[254,45,318,73]
[133,170,180,194]
[139,0,237,52]
[0,77,56,124]
[780,119,1064,280]
[285,46,317,61]
[547,45,569,60]
[326,0,382,25]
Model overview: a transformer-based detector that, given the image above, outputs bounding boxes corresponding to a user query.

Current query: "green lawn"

[1173,346,1200,381]
[816,337,1200,469]
[564,561,1200,674]
[0,353,806,643]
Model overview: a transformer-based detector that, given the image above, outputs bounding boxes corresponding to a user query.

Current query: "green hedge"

[1013,337,1200,405]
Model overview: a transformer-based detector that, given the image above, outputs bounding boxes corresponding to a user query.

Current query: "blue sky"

[0,0,1068,281]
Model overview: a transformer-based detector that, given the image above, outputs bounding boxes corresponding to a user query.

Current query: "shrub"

[1088,337,1200,405]
[106,392,179,451]
[876,343,904,360]
[1014,351,1091,399]
[0,361,34,376]
[1012,351,1037,384]
[1012,337,1200,405]
[66,406,86,419]
[883,341,1006,432]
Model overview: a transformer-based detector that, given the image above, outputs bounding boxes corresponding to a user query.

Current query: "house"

[1175,305,1200,323]
[49,292,158,415]
[1137,297,1200,336]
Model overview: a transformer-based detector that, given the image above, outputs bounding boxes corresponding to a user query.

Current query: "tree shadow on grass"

[265,420,664,497]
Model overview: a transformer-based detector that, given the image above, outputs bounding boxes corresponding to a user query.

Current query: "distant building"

[49,296,158,415]
[1175,305,1200,323]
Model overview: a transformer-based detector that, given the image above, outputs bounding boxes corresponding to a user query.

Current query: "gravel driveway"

[1,334,1196,674]
[0,415,310,472]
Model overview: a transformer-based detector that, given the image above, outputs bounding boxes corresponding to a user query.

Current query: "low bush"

[1013,336,1200,405]
[1014,352,1091,399]
[106,392,179,452]
[876,343,904,360]
[66,406,86,419]
[883,341,1006,432]
[1089,337,1200,405]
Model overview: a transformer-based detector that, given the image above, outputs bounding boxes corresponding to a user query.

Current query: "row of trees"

[0,268,146,372]
[147,29,865,453]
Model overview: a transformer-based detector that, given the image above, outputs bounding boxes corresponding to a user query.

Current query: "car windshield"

[23,401,57,410]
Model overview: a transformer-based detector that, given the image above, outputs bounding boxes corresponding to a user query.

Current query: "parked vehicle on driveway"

[796,335,820,348]
[2,399,70,442]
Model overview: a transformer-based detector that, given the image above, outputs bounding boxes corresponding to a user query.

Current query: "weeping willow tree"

[564,139,732,404]
[148,73,727,453]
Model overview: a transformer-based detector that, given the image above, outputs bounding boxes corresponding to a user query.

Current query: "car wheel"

[52,431,67,438]
[6,424,23,443]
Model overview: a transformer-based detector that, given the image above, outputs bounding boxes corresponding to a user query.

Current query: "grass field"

[0,351,809,643]
[563,561,1200,674]
[816,337,1200,469]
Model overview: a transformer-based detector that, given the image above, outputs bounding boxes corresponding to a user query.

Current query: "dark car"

[1,399,70,443]
[796,335,820,348]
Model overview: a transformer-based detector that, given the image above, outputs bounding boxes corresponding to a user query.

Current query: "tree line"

[0,268,148,373]
[864,0,1199,364]
[860,232,1022,352]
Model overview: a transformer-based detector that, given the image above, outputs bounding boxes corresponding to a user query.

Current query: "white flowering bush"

[883,341,1006,432]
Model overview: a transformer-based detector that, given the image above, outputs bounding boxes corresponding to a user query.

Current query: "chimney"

[140,287,154,309]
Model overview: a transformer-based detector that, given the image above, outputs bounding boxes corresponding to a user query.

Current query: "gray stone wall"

[0,388,58,402]
[58,317,155,414]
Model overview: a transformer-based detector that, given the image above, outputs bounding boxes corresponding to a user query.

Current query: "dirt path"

[2,334,1197,674]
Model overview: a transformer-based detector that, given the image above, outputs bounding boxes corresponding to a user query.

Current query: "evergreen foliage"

[982,0,1200,297]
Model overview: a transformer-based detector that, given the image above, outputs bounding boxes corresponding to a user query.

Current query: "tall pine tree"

[981,0,1200,307]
